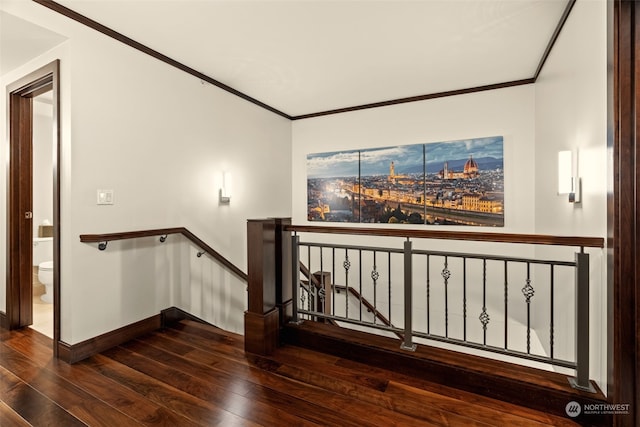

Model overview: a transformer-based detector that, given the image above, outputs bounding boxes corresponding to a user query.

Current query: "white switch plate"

[97,189,114,205]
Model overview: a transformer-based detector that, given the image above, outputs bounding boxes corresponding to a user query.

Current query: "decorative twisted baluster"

[371,252,379,324]
[343,251,351,318]
[480,259,488,344]
[522,279,535,303]
[343,254,351,271]
[521,263,535,354]
[371,266,380,281]
[441,256,451,337]
[479,309,490,330]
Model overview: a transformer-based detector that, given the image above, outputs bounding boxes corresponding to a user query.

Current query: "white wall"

[33,98,54,237]
[534,0,607,392]
[65,31,291,341]
[292,86,536,234]
[0,1,292,342]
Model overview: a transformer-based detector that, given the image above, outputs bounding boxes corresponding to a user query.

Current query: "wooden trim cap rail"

[79,227,248,281]
[286,225,605,248]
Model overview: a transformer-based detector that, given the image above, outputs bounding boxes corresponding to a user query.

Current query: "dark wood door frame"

[6,60,61,357]
[8,85,34,329]
[610,1,639,426]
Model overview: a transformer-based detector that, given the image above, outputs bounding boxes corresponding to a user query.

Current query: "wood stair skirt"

[56,307,203,364]
[282,321,610,425]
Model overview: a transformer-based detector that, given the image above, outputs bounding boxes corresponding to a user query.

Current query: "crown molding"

[32,0,292,120]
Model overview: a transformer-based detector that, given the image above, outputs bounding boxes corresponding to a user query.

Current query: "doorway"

[31,90,55,337]
[6,60,60,356]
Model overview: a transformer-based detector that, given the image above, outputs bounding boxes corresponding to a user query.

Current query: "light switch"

[97,189,114,205]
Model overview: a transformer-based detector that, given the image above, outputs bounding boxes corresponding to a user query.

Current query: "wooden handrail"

[299,262,323,289]
[334,284,403,340]
[298,260,401,338]
[79,227,248,282]
[285,225,605,248]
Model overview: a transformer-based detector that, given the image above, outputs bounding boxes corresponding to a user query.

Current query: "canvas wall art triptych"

[307,136,504,227]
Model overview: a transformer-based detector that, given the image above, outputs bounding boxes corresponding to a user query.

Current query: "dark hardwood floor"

[0,319,579,426]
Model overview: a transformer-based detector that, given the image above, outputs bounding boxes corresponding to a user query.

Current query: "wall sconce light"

[219,171,232,204]
[557,150,581,203]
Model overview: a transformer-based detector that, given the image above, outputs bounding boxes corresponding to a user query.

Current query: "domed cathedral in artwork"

[440,155,479,180]
[463,155,479,178]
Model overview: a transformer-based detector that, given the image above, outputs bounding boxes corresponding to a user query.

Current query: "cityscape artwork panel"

[307,136,504,226]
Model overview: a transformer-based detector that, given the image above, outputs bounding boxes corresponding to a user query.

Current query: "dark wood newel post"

[245,218,290,355]
[274,218,293,326]
[245,218,278,355]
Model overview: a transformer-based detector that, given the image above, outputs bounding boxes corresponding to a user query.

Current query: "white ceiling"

[0,10,67,76]
[2,0,570,117]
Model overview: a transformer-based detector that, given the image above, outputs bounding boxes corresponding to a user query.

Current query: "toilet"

[33,237,54,304]
[38,261,54,303]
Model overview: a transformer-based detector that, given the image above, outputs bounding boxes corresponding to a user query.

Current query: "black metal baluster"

[479,259,489,345]
[550,264,555,359]
[359,249,363,321]
[372,251,379,325]
[441,256,450,338]
[308,245,312,315]
[332,247,336,316]
[504,261,508,350]
[344,249,350,318]
[427,254,431,335]
[388,252,392,324]
[291,234,300,323]
[463,258,467,342]
[319,245,325,317]
[522,262,535,354]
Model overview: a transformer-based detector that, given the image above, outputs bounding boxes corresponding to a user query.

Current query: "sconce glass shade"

[557,150,573,195]
[219,171,232,203]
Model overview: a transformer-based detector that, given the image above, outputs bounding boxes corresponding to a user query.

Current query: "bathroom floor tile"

[32,274,53,338]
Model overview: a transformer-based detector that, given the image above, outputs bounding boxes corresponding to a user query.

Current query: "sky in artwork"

[306,136,503,178]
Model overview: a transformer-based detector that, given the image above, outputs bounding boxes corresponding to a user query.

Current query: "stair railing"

[287,224,603,393]
[80,227,247,281]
